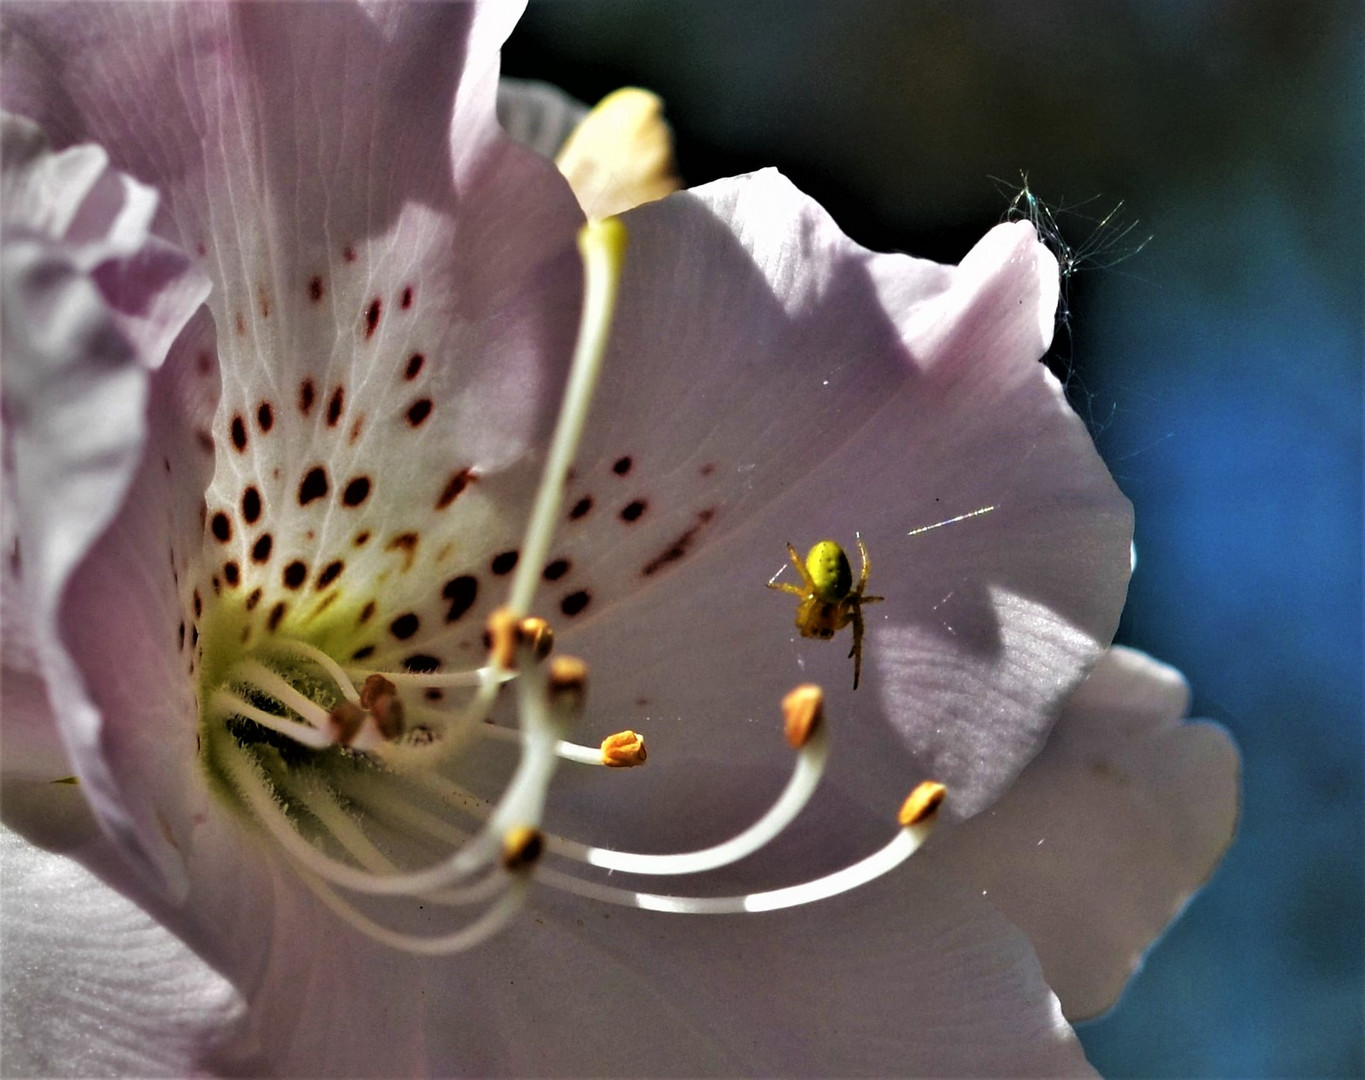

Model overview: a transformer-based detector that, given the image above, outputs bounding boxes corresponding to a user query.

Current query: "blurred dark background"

[505,2,1364,1076]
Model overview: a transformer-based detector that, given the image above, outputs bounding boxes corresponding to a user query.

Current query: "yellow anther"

[328,701,367,746]
[600,729,648,768]
[781,684,825,749]
[517,616,555,661]
[898,781,947,827]
[359,673,397,709]
[555,87,680,220]
[502,825,545,872]
[486,607,520,670]
[547,655,589,714]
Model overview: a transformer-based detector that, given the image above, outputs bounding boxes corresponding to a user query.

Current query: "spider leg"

[855,534,872,595]
[850,603,865,689]
[767,581,808,597]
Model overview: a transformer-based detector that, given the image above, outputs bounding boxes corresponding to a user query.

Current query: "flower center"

[196,218,947,954]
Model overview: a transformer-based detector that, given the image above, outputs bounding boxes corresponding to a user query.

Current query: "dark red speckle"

[230,415,248,452]
[364,298,381,339]
[309,276,324,302]
[327,386,344,427]
[435,468,475,510]
[299,379,316,416]
[561,590,591,617]
[257,402,274,432]
[298,467,329,506]
[442,576,479,623]
[406,399,432,427]
[342,476,371,507]
[343,246,357,263]
[400,285,413,310]
[612,456,632,476]
[404,353,425,380]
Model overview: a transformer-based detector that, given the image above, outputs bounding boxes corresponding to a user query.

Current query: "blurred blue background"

[506,3,1363,1076]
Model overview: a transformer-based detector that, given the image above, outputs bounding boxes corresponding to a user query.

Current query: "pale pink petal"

[922,647,1240,1019]
[0,827,244,1078]
[1,111,208,886]
[498,77,589,160]
[437,857,1093,1077]
[553,171,1132,827]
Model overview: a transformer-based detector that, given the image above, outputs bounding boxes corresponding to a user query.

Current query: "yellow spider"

[767,537,884,689]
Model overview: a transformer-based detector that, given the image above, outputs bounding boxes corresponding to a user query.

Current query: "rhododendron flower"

[0,2,1236,1076]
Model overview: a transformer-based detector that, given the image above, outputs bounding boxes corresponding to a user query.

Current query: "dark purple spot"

[258,286,271,319]
[327,387,344,427]
[490,550,519,575]
[211,512,232,542]
[620,499,647,523]
[612,456,633,476]
[561,590,591,617]
[354,530,371,547]
[317,560,344,589]
[283,561,308,589]
[435,468,475,510]
[234,311,246,336]
[351,644,375,660]
[543,558,570,582]
[569,496,593,521]
[389,613,420,640]
[192,589,203,618]
[242,487,262,524]
[223,561,240,586]
[404,353,424,380]
[252,534,273,563]
[442,575,478,623]
[246,588,263,611]
[178,621,186,649]
[309,276,324,303]
[400,285,413,310]
[196,431,214,453]
[343,245,357,263]
[406,399,432,427]
[298,467,329,506]
[404,654,441,673]
[700,463,717,478]
[364,298,381,338]
[359,600,376,624]
[299,379,316,416]
[257,402,274,432]
[342,476,371,507]
[349,416,365,445]
[268,602,287,632]
[230,415,247,452]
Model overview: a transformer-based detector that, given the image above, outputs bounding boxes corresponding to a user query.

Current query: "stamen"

[600,729,647,767]
[298,870,531,956]
[502,826,545,871]
[781,684,824,749]
[210,688,334,750]
[264,639,361,704]
[544,710,828,876]
[535,781,945,914]
[433,714,637,768]
[546,655,589,717]
[228,658,333,731]
[507,217,628,618]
